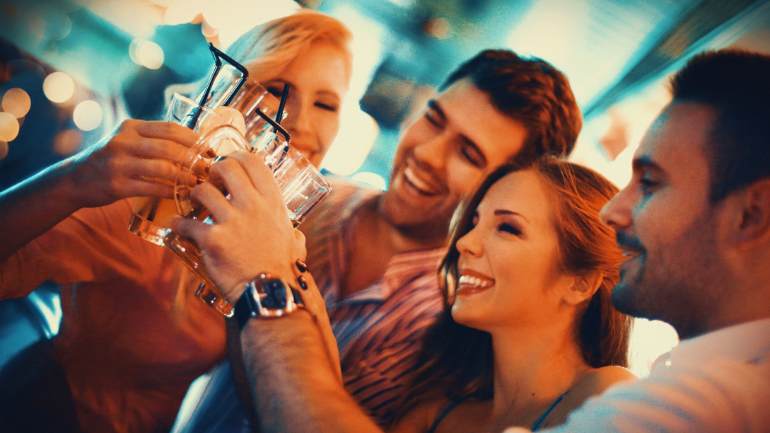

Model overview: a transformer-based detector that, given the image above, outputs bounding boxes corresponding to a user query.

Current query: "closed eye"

[424,110,441,127]
[316,101,338,112]
[461,143,484,168]
[266,85,283,97]
[639,177,659,195]
[498,223,522,236]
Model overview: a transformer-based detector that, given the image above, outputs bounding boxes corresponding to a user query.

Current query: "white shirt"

[506,318,770,433]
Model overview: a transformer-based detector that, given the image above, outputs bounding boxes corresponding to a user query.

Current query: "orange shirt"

[0,199,226,433]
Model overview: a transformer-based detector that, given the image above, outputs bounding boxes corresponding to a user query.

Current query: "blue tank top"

[425,391,568,433]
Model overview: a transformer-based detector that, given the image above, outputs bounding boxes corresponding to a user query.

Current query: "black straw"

[276,84,289,124]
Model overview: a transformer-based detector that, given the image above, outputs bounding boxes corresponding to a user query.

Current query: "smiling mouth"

[402,166,442,196]
[457,273,495,296]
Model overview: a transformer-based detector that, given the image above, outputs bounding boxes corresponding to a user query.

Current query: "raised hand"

[171,151,306,302]
[71,119,199,208]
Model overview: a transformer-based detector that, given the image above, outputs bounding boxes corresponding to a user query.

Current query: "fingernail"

[295,259,308,273]
[297,275,308,291]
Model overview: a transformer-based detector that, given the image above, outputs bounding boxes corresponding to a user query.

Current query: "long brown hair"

[397,158,631,415]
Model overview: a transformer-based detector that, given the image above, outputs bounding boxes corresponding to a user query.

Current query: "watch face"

[261,279,289,309]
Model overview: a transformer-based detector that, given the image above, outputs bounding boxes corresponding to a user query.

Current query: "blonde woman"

[0,10,352,433]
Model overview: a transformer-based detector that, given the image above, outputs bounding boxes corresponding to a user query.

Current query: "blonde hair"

[227,9,353,82]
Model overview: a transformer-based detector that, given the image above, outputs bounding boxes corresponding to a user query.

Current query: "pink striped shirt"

[303,180,446,426]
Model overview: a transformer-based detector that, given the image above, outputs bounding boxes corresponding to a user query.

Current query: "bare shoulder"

[389,399,446,433]
[540,366,636,429]
[577,365,637,393]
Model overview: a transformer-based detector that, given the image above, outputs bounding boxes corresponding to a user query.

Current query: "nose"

[600,186,633,231]
[283,95,318,157]
[412,131,449,173]
[455,224,483,258]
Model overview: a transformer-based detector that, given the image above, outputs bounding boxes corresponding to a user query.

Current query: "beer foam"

[199,106,247,136]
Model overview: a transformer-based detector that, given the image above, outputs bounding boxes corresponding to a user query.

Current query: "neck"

[369,197,449,254]
[696,282,770,339]
[488,317,588,424]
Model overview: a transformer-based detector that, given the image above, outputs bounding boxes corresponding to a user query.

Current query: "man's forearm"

[240,313,383,433]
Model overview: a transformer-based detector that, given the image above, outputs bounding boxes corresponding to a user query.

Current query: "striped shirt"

[303,180,446,426]
[171,180,447,432]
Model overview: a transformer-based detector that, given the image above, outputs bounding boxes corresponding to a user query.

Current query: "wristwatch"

[234,272,304,329]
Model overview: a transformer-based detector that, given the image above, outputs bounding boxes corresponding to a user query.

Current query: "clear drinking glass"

[127,93,226,246]
[167,128,331,317]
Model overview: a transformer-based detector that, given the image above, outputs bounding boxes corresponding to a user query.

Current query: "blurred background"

[1,0,769,376]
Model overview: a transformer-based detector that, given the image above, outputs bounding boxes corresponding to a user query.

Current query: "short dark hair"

[441,49,582,165]
[670,49,770,201]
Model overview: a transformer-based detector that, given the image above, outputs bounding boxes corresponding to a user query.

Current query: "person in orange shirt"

[0,10,352,433]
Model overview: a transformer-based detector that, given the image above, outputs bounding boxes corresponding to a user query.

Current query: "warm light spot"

[0,141,8,160]
[53,129,83,155]
[0,112,20,141]
[163,0,203,25]
[628,319,679,377]
[72,100,103,131]
[43,71,75,104]
[323,109,379,176]
[352,171,386,190]
[129,39,165,70]
[2,88,32,118]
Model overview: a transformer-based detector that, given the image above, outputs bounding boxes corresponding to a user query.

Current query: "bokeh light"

[0,141,8,160]
[0,112,20,141]
[53,129,83,155]
[2,88,32,118]
[129,39,165,70]
[73,100,103,131]
[43,71,75,104]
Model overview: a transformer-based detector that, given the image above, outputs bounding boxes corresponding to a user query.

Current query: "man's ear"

[563,272,602,306]
[732,179,770,248]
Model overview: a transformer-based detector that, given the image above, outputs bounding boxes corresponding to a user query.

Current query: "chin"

[450,299,488,330]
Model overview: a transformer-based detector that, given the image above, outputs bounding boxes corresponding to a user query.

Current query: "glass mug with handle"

[128,42,252,245]
[166,116,331,317]
[127,93,246,246]
[128,83,285,245]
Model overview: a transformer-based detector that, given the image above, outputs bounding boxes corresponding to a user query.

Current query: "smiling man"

[498,48,770,433]
[178,49,582,432]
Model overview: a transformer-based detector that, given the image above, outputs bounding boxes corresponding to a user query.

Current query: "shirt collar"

[653,318,770,371]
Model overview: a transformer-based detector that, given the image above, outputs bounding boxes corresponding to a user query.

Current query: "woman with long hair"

[391,158,634,432]
[0,10,352,433]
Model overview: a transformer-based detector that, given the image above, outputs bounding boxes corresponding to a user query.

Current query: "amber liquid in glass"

[128,196,180,246]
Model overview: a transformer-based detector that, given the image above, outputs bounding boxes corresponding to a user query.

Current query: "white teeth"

[403,167,437,195]
[459,274,493,289]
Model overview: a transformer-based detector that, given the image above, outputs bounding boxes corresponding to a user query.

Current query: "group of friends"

[0,8,768,433]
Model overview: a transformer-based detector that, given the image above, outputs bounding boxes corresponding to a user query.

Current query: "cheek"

[315,113,340,152]
[446,161,483,198]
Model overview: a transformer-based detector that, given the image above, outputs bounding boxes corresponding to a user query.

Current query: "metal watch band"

[235,273,304,329]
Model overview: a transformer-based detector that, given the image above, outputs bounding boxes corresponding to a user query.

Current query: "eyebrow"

[316,90,341,101]
[632,155,664,173]
[494,209,529,222]
[428,99,488,167]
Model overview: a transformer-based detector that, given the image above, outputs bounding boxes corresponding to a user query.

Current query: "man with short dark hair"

[174,49,583,431]
[507,48,770,433]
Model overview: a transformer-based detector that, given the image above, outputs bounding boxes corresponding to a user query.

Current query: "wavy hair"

[396,159,631,417]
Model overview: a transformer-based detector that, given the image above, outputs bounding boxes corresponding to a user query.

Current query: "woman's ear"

[563,272,602,306]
